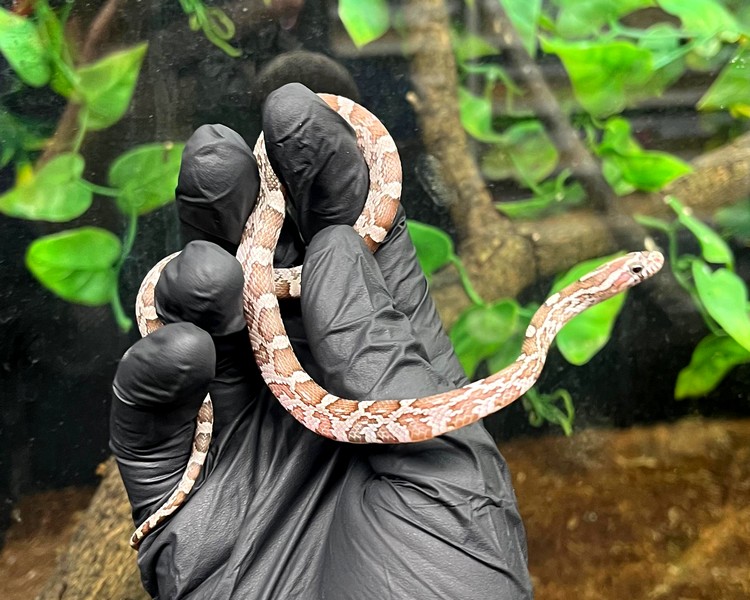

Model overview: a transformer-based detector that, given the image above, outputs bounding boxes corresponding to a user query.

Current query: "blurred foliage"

[344,0,750,423]
[638,197,750,398]
[407,220,635,435]
[0,2,184,331]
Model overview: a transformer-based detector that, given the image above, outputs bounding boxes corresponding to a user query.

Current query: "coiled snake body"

[130,94,664,548]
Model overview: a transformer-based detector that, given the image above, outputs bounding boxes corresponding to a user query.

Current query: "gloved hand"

[110,82,532,600]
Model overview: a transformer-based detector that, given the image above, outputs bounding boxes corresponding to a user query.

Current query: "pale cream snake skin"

[128,93,664,548]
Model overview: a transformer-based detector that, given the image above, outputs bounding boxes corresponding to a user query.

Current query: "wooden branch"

[522,130,750,277]
[38,0,121,164]
[403,0,537,301]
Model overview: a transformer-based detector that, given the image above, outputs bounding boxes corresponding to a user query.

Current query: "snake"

[128,93,665,549]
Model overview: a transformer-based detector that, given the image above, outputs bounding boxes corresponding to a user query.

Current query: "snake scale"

[129,93,664,548]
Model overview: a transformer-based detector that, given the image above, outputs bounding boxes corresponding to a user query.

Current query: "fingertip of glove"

[113,322,215,409]
[156,241,246,337]
[177,124,259,253]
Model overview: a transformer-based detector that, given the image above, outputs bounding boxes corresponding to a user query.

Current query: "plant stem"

[82,180,120,197]
[71,106,88,154]
[110,210,138,332]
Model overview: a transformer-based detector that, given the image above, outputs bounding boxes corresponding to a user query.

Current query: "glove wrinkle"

[302,225,451,400]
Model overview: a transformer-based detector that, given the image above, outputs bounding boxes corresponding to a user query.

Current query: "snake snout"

[630,250,665,280]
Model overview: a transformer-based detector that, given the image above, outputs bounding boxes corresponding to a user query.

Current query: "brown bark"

[36,459,145,600]
[403,0,537,302]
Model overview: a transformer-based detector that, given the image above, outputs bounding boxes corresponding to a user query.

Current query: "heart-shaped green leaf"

[0,8,50,87]
[481,120,558,184]
[499,0,541,55]
[26,227,122,305]
[77,43,148,130]
[0,153,92,222]
[675,333,750,399]
[450,300,520,377]
[108,142,185,215]
[406,220,455,276]
[458,87,504,143]
[692,262,750,352]
[339,0,389,48]
[541,38,655,117]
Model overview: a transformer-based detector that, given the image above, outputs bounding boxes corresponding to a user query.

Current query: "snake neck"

[482,287,597,405]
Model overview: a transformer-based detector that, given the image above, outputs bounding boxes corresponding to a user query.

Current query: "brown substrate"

[1,417,748,599]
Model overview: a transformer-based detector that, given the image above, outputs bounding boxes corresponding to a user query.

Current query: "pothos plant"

[0,2,185,331]
[337,0,750,418]
[638,197,750,399]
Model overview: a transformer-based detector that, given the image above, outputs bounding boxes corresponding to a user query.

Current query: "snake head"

[622,250,665,282]
[578,250,665,299]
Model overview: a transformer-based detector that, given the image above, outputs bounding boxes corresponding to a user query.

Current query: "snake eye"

[630,264,644,275]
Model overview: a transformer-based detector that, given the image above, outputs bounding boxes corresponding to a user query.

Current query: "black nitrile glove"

[110,83,532,600]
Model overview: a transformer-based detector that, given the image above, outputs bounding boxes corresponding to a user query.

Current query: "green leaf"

[450,300,520,377]
[692,262,750,352]
[452,31,498,63]
[0,153,92,222]
[715,199,750,244]
[657,0,744,41]
[597,118,692,192]
[0,8,50,87]
[458,86,504,143]
[108,142,185,215]
[481,120,558,183]
[675,333,750,398]
[698,47,750,118]
[551,254,627,365]
[496,178,585,219]
[406,220,455,276]
[522,388,575,435]
[0,105,48,167]
[25,227,122,305]
[541,38,656,117]
[76,43,148,130]
[667,196,734,266]
[555,0,654,39]
[339,0,389,48]
[607,151,692,192]
[499,0,541,55]
[486,312,531,372]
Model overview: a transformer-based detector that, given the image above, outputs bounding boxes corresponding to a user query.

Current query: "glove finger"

[176,124,259,255]
[262,82,369,244]
[110,322,215,525]
[155,241,266,428]
[375,206,468,387]
[300,225,453,399]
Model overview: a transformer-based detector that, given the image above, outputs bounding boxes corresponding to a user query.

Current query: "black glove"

[110,83,532,600]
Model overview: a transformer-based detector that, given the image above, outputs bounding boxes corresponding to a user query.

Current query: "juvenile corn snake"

[129,93,664,548]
